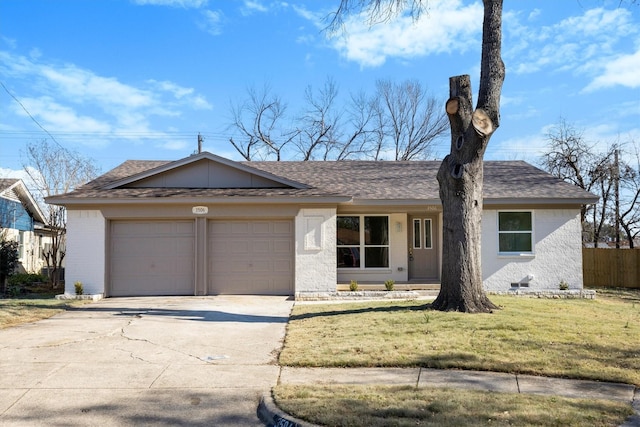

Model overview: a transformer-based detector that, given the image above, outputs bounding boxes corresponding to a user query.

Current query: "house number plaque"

[192,206,208,215]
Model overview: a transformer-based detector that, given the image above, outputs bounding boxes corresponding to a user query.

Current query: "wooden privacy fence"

[583,248,640,288]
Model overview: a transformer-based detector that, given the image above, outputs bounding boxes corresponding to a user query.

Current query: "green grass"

[276,289,639,426]
[274,385,634,427]
[0,295,88,329]
[279,290,640,385]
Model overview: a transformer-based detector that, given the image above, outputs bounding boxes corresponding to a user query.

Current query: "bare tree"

[618,141,640,248]
[294,78,341,161]
[23,140,99,288]
[331,0,505,312]
[334,90,378,160]
[228,84,297,160]
[375,79,448,160]
[540,119,620,247]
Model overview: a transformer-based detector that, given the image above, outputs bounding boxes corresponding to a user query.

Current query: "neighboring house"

[47,152,598,298]
[0,178,49,274]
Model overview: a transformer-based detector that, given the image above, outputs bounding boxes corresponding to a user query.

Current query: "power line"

[0,81,66,151]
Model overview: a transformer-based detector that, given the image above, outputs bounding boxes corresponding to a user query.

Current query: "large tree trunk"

[432,0,504,313]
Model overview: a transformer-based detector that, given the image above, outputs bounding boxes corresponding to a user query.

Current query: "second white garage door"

[208,220,294,295]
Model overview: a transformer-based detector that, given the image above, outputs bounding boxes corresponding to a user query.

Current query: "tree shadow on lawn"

[289,302,434,321]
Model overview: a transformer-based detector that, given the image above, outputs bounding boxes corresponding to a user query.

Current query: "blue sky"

[1,0,639,181]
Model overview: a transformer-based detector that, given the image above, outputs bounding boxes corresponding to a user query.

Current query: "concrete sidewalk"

[259,367,640,427]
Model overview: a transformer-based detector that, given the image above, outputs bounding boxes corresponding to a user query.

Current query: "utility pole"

[614,147,620,249]
[197,133,203,154]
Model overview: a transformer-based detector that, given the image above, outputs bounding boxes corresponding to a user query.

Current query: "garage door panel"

[208,219,293,295]
[110,220,195,297]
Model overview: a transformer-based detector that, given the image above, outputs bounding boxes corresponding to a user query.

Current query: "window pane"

[499,212,532,231]
[499,233,532,252]
[337,216,360,245]
[425,219,432,249]
[413,219,421,249]
[337,247,360,268]
[364,216,389,245]
[365,247,388,268]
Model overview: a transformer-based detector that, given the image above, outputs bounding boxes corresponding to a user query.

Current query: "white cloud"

[320,0,484,67]
[157,140,189,150]
[40,64,154,108]
[147,79,213,109]
[506,7,638,79]
[241,0,268,15]
[132,0,208,8]
[584,47,640,91]
[0,49,212,147]
[200,9,225,35]
[14,97,112,135]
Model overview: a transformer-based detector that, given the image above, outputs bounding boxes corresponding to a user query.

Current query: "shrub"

[8,273,47,286]
[384,279,395,291]
[74,281,84,295]
[559,280,569,290]
[0,240,19,289]
[349,280,358,291]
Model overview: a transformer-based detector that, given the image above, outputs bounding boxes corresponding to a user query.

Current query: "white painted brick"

[295,208,337,292]
[483,209,584,291]
[65,210,106,295]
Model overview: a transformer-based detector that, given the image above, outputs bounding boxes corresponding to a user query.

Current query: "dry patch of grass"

[279,290,640,386]
[0,296,88,329]
[274,384,633,427]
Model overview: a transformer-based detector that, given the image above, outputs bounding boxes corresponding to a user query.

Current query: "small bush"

[349,280,358,291]
[384,280,395,291]
[74,281,84,295]
[559,280,569,290]
[8,273,47,286]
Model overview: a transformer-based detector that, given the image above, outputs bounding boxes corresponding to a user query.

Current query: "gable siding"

[0,199,34,231]
[127,159,289,189]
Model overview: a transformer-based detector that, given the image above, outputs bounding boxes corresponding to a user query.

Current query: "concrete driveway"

[0,296,294,426]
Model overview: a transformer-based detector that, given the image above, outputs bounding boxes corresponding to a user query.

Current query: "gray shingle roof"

[49,155,598,205]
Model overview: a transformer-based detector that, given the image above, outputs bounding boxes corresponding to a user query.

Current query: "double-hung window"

[498,211,533,254]
[337,215,389,268]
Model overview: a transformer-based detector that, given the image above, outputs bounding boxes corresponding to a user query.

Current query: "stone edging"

[55,293,104,301]
[295,291,420,301]
[488,289,596,299]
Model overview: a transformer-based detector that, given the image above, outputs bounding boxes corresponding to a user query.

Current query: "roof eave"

[483,197,599,206]
[46,195,352,206]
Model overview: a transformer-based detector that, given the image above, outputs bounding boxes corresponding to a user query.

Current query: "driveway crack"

[119,316,206,363]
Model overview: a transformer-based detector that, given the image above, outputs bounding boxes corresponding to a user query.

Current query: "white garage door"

[110,220,195,296]
[208,220,293,295]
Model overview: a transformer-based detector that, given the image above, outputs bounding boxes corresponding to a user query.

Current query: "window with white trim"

[337,215,389,268]
[498,211,533,253]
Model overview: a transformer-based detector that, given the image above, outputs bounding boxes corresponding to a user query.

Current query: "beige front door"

[408,215,438,280]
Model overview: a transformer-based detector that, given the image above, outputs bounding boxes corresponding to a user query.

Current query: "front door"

[408,215,438,280]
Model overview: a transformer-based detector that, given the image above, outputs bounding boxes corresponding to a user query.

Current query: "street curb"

[620,387,640,427]
[257,392,320,427]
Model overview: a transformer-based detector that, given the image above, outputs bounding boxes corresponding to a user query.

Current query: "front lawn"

[279,289,640,386]
[276,289,639,426]
[274,385,633,427]
[0,295,88,329]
